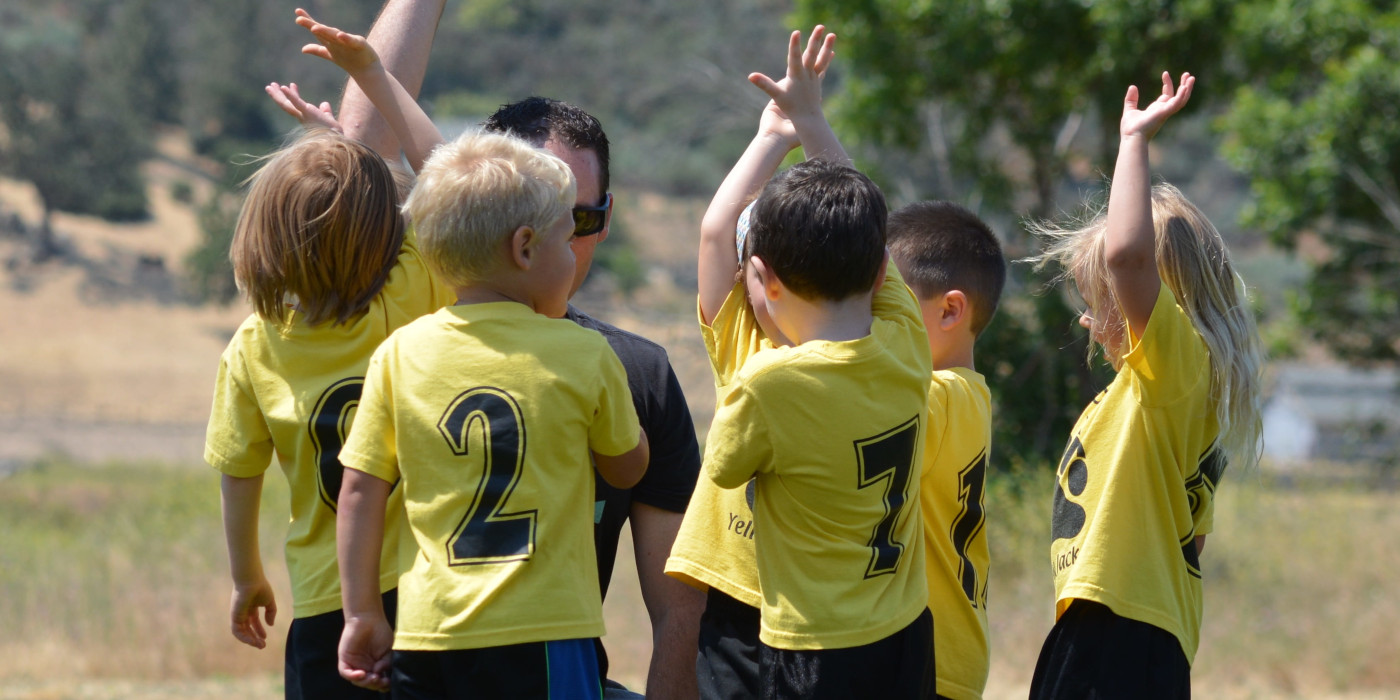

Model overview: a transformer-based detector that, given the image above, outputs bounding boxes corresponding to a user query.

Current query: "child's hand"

[228,578,278,649]
[295,8,381,77]
[1121,71,1195,141]
[748,26,837,127]
[265,82,342,132]
[757,100,798,151]
[339,613,394,692]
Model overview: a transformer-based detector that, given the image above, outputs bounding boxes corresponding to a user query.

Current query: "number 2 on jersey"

[438,387,537,565]
[855,416,920,579]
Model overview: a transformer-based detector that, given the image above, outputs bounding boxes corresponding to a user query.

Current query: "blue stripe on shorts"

[545,638,602,700]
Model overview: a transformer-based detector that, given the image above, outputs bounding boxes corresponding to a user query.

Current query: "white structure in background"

[1262,363,1400,466]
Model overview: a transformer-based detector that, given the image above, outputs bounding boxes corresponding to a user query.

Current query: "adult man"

[335,3,706,697]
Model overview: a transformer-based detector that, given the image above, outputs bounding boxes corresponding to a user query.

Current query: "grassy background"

[1,459,1396,699]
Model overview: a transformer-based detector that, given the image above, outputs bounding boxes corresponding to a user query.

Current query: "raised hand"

[1121,71,1195,141]
[266,82,341,132]
[748,26,837,126]
[295,8,380,77]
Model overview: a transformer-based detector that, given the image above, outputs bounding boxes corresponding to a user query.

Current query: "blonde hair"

[405,130,576,287]
[1031,183,1264,472]
[231,129,404,327]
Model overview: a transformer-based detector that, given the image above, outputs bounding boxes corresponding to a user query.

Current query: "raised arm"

[1104,71,1195,338]
[334,0,446,161]
[296,8,444,173]
[698,27,839,324]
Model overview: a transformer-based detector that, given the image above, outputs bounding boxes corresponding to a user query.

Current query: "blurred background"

[0,0,1396,697]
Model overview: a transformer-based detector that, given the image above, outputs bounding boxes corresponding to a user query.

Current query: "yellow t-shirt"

[204,233,453,618]
[707,263,933,650]
[1050,284,1225,664]
[921,367,992,700]
[339,302,641,651]
[664,284,773,608]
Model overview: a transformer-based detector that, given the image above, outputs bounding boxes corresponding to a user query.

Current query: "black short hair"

[747,160,888,302]
[482,97,610,192]
[887,201,1006,337]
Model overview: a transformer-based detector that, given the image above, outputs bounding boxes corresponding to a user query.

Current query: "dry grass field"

[1,135,1397,698]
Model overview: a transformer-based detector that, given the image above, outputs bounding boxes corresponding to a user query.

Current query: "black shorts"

[696,587,762,700]
[285,589,398,700]
[1029,599,1191,700]
[391,638,600,700]
[758,607,933,700]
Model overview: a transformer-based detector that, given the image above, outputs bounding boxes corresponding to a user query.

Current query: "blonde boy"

[335,131,649,698]
[887,201,1007,700]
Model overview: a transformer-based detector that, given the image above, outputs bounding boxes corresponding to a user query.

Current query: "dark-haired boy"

[679,30,934,699]
[887,201,1007,700]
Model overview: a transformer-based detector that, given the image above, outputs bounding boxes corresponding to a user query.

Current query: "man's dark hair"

[887,201,1007,337]
[482,97,611,193]
[747,159,887,302]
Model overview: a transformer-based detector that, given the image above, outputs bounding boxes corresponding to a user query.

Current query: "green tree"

[0,8,150,258]
[792,0,1234,465]
[1220,1,1400,362]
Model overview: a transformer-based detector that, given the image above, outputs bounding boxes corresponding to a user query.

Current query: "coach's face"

[544,138,611,305]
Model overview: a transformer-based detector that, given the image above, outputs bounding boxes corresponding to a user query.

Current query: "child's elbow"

[595,431,650,489]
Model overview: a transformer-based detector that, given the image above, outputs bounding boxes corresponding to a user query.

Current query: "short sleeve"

[702,283,770,387]
[339,346,400,484]
[589,344,643,457]
[1121,285,1209,407]
[204,343,273,478]
[705,381,772,489]
[872,260,924,327]
[380,227,456,328]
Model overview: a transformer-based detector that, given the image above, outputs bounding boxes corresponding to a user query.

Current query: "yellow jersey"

[204,232,452,618]
[1050,284,1224,664]
[339,302,641,651]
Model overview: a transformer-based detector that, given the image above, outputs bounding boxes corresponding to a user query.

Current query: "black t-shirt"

[565,305,702,596]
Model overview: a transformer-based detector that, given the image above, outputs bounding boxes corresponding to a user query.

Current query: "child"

[886,201,1006,700]
[205,126,455,700]
[1027,73,1263,698]
[297,15,652,697]
[663,27,845,699]
[678,30,934,699]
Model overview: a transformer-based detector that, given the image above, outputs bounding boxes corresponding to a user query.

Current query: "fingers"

[749,72,781,100]
[813,32,837,76]
[785,30,802,75]
[265,598,278,627]
[1160,70,1175,100]
[801,25,826,70]
[1124,84,1139,112]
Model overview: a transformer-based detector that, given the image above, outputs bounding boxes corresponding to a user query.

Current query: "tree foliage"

[1220,1,1400,362]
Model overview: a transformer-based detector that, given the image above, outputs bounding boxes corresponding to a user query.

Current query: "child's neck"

[931,345,975,373]
[777,292,875,344]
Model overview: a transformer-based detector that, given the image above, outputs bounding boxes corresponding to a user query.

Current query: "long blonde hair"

[231,129,404,327]
[1031,183,1264,472]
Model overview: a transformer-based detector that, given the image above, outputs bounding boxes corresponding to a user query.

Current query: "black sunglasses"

[572,192,612,237]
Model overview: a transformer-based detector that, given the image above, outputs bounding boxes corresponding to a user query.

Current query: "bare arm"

[593,430,650,489]
[297,9,444,173]
[334,0,446,160]
[1104,72,1195,338]
[337,468,395,692]
[631,502,704,699]
[221,473,277,650]
[698,26,840,323]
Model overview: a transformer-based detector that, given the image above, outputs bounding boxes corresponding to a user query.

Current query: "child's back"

[205,129,453,696]
[887,200,1008,700]
[706,158,935,697]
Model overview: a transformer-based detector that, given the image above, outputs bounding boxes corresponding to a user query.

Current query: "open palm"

[1121,71,1195,140]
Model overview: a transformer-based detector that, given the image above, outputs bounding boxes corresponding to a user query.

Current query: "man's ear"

[749,256,783,301]
[940,290,969,331]
[596,205,612,244]
[509,225,535,270]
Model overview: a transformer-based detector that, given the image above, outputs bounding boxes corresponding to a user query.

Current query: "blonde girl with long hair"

[1027,73,1263,699]
[206,126,453,699]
